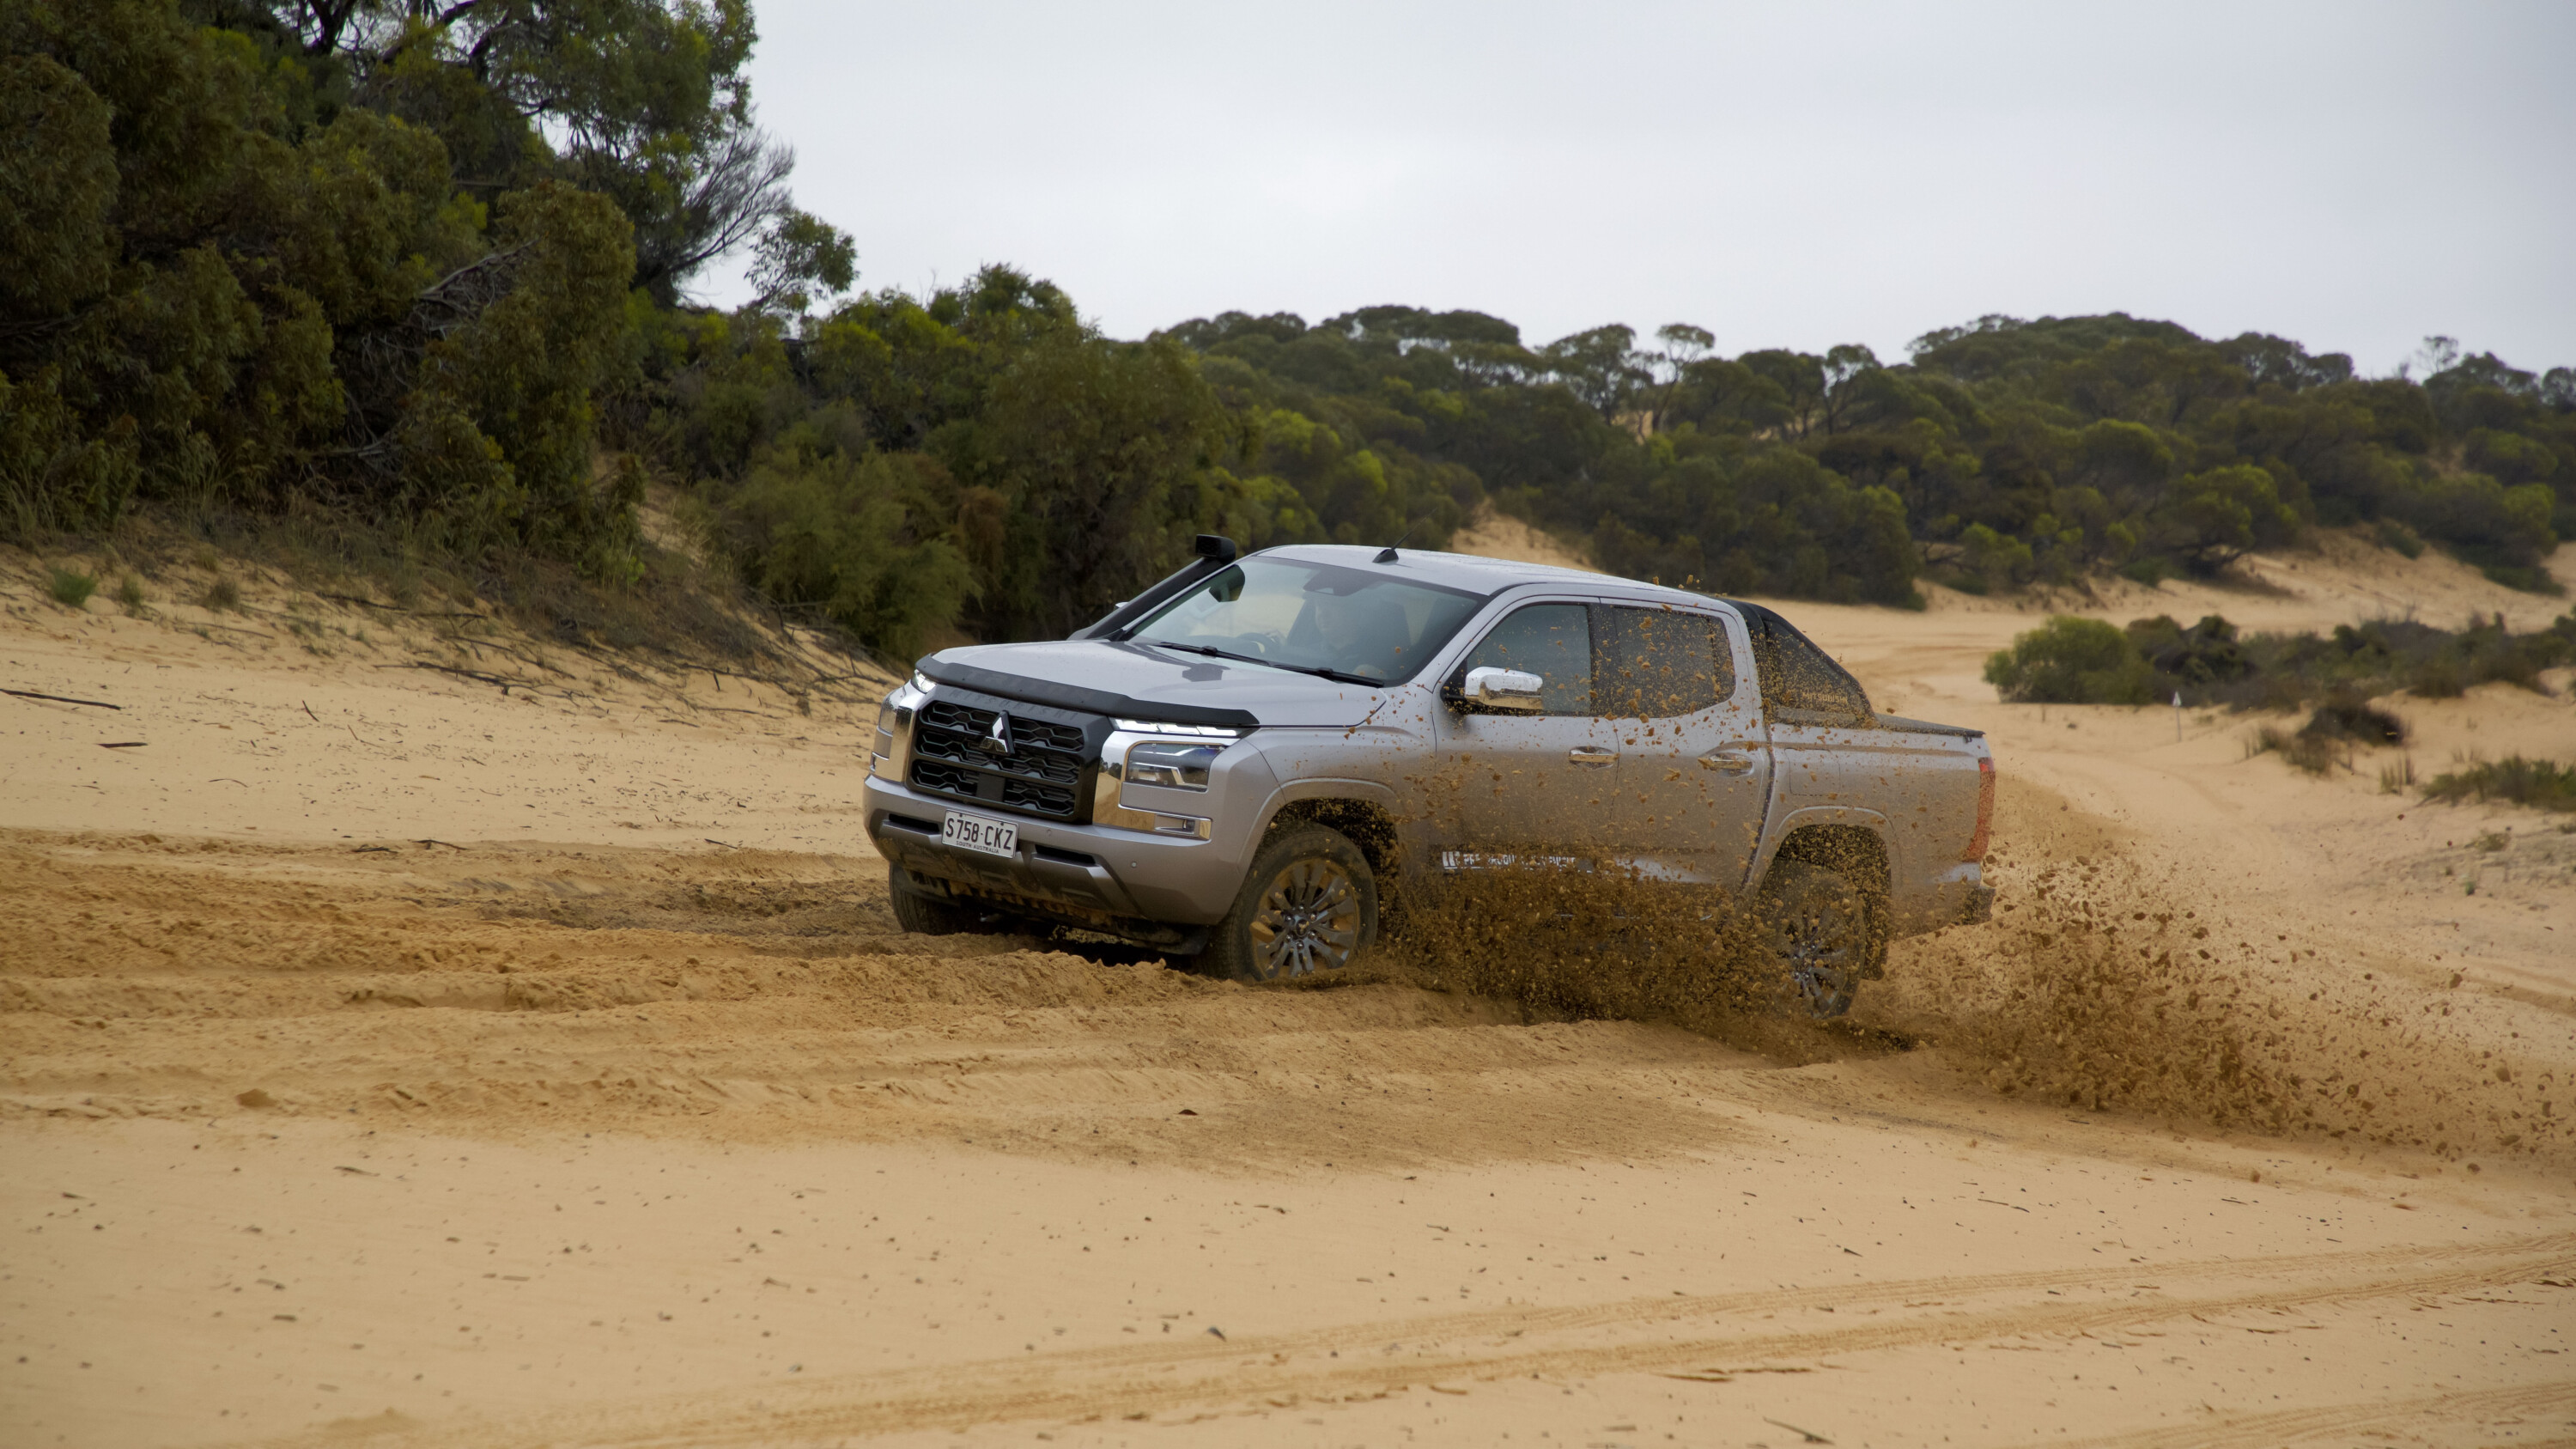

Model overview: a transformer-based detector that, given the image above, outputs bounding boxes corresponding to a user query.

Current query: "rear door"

[1430,600,1617,865]
[1601,603,1773,887]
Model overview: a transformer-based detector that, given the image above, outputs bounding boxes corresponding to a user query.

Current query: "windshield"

[1127,557,1485,685]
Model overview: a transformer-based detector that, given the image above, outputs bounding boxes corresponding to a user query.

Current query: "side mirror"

[1462,666,1546,714]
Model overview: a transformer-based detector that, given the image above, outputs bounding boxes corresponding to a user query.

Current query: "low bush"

[2021,608,2576,710]
[2300,699,2407,745]
[2421,757,2576,813]
[2246,724,2336,776]
[1983,616,2158,704]
[2126,613,2250,685]
[46,567,95,609]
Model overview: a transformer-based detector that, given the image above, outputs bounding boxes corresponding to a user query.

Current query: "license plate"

[941,810,1019,858]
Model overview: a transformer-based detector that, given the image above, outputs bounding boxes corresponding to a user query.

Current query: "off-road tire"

[889,866,982,936]
[1202,825,1378,983]
[1756,857,1882,1020]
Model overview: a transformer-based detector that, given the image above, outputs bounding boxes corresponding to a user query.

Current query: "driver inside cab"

[1304,588,1412,679]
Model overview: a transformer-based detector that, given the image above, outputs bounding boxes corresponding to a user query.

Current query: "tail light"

[1958,758,1999,855]
[1963,754,1995,861]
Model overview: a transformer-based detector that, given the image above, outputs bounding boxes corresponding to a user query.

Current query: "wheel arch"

[1766,819,1891,898]
[1759,810,1893,980]
[1262,794,1401,879]
[1259,787,1405,927]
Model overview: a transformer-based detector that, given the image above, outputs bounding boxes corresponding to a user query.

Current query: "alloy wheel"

[1246,858,1363,978]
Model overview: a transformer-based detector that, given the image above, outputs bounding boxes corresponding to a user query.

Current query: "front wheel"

[1756,858,1881,1019]
[1203,825,1378,982]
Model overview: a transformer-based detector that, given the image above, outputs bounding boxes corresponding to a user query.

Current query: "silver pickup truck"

[862,538,1995,1016]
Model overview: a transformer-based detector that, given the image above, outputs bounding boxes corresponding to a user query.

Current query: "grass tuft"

[2422,756,2576,814]
[2247,724,2335,776]
[2378,756,2416,795]
[115,573,147,610]
[47,567,97,609]
[200,576,241,612]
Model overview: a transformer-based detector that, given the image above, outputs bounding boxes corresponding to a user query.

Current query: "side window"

[1735,601,1873,720]
[1605,607,1733,718]
[1455,603,1593,715]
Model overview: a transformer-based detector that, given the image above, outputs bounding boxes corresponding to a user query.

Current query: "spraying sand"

[3,536,2573,1448]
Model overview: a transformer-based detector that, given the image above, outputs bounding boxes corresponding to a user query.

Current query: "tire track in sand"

[240,1232,2576,1448]
[2044,1380,2576,1449]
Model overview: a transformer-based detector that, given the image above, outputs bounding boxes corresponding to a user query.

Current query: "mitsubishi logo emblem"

[977,710,1012,755]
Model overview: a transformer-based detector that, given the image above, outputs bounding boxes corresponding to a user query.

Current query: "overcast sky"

[714,1,2574,377]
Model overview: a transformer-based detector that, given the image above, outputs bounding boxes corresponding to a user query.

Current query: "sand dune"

[3,536,2572,1449]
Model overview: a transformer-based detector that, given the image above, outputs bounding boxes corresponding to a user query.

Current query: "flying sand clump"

[1869,849,2566,1163]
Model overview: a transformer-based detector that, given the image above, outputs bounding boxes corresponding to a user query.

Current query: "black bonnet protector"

[913,656,1262,730]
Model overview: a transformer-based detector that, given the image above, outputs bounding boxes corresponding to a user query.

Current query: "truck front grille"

[907,697,1096,820]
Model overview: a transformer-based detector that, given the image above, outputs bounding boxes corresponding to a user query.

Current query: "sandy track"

[230,1233,2576,1447]
[6,538,2576,1448]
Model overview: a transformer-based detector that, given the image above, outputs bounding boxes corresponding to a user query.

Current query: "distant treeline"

[7,3,2573,661]
[1159,309,2575,604]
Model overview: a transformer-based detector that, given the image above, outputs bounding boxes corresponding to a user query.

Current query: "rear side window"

[1604,607,1734,718]
[1729,600,1873,720]
[1455,603,1592,714]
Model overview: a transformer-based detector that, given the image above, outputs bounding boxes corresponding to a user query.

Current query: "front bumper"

[862,776,1251,942]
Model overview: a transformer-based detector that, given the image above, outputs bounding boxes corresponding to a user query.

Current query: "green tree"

[291,0,787,299]
[936,333,1231,639]
[2154,464,2299,573]
[719,447,974,657]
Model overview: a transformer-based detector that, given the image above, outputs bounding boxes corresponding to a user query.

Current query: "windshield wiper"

[1144,641,1382,688]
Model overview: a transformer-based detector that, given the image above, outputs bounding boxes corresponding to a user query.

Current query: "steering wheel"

[1236,630,1283,658]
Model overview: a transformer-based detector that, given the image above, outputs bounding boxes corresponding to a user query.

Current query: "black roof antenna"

[1373,522,1419,564]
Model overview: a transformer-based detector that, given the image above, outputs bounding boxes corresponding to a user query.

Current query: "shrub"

[200,577,241,612]
[1984,616,2158,704]
[114,574,144,610]
[2126,614,2249,685]
[2300,699,2407,745]
[2408,654,2466,698]
[2421,757,2576,813]
[2247,724,2336,776]
[46,567,96,609]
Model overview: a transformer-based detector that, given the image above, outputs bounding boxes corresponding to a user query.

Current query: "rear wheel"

[1203,825,1378,982]
[1756,858,1880,1019]
[888,866,982,936]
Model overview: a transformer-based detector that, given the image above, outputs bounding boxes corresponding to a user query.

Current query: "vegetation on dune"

[1984,617,2159,704]
[1987,608,2576,709]
[2421,757,2576,814]
[5,2,2574,664]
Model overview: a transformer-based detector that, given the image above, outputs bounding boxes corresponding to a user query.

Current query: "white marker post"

[2173,691,2183,743]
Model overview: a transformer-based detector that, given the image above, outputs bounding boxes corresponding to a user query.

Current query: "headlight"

[1124,740,1223,790]
[872,680,925,781]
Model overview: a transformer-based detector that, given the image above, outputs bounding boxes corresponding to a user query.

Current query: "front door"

[1600,604,1773,887]
[1430,600,1616,866]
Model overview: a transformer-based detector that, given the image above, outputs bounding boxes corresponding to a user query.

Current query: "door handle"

[1698,750,1755,774]
[1567,746,1617,767]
